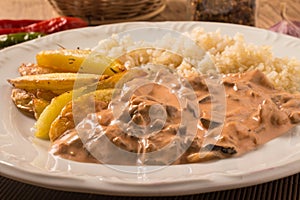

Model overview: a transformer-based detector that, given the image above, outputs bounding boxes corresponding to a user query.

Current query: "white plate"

[0,22,300,196]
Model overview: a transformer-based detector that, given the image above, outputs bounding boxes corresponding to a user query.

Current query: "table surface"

[0,0,299,28]
[0,0,300,199]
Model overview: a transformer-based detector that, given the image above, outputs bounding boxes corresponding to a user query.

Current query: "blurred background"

[0,0,299,29]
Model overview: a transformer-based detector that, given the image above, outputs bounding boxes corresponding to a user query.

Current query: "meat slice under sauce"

[50,69,300,164]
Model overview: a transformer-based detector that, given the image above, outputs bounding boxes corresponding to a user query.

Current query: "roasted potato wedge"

[32,98,50,119]
[36,49,91,72]
[81,52,125,75]
[96,71,126,90]
[49,89,114,141]
[19,63,56,76]
[36,49,125,75]
[34,71,127,140]
[34,89,75,140]
[34,89,58,101]
[8,73,101,95]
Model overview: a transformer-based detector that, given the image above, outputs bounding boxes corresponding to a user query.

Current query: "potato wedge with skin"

[34,89,58,101]
[33,98,50,119]
[34,80,111,140]
[25,71,127,140]
[36,49,125,75]
[96,71,125,90]
[34,90,75,140]
[36,49,91,72]
[81,52,125,75]
[8,73,101,95]
[49,89,114,141]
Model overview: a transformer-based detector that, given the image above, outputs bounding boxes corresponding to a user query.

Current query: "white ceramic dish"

[0,22,300,196]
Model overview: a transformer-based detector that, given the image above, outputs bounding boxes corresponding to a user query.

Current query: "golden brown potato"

[36,49,125,75]
[8,73,101,95]
[36,49,92,72]
[49,89,113,141]
[32,98,50,119]
[34,89,76,140]
[33,74,118,140]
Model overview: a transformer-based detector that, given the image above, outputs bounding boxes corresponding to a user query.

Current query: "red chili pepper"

[0,19,43,29]
[0,17,88,35]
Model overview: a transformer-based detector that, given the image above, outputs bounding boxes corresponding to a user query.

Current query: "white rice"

[94,28,300,93]
[190,28,300,93]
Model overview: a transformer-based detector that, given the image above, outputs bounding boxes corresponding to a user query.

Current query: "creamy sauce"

[51,69,300,164]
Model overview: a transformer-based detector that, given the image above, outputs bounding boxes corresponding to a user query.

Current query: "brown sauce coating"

[50,70,300,164]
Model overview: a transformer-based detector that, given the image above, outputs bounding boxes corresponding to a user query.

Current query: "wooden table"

[0,0,299,29]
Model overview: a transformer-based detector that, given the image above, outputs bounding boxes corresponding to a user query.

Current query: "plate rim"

[1,21,300,196]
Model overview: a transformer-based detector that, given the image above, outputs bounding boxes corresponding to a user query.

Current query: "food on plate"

[33,73,125,140]
[36,49,125,75]
[32,98,50,119]
[7,28,300,165]
[10,88,50,118]
[49,89,114,142]
[50,69,300,164]
[10,88,37,117]
[36,49,91,72]
[8,73,101,95]
[96,28,300,92]
[34,89,77,140]
[18,63,57,76]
